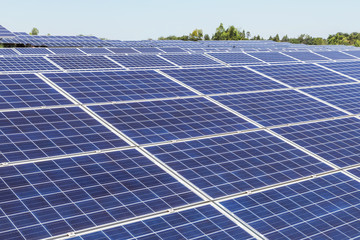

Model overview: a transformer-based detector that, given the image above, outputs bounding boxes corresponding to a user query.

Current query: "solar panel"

[49,48,85,55]
[0,73,72,110]
[0,25,15,38]
[109,55,175,69]
[0,107,128,163]
[274,117,360,167]
[208,52,264,65]
[160,47,187,53]
[43,70,196,104]
[48,56,122,70]
[16,48,54,55]
[0,56,59,72]
[146,131,332,198]
[282,51,328,61]
[106,48,139,54]
[160,54,222,67]
[72,205,254,240]
[221,172,360,239]
[79,48,113,54]
[250,64,356,87]
[0,49,18,56]
[314,51,357,60]
[319,61,360,80]
[134,47,163,53]
[343,50,360,58]
[89,98,256,144]
[303,84,360,114]
[0,149,201,239]
[247,52,299,63]
[212,90,345,126]
[162,67,285,94]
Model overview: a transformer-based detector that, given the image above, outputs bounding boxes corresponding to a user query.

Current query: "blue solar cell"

[274,117,360,167]
[160,47,187,53]
[314,51,357,60]
[48,56,122,70]
[0,73,72,109]
[147,131,332,198]
[250,64,356,87]
[49,48,85,55]
[282,51,328,61]
[247,52,299,63]
[77,205,254,240]
[213,90,345,126]
[0,49,18,56]
[208,52,263,65]
[0,25,15,37]
[109,55,175,69]
[90,98,256,144]
[0,56,59,72]
[0,150,201,238]
[319,61,360,80]
[107,48,138,54]
[79,48,113,54]
[161,54,222,67]
[0,107,128,162]
[343,50,360,58]
[302,83,360,114]
[134,47,163,53]
[43,70,195,104]
[16,48,53,55]
[162,67,285,94]
[221,173,360,239]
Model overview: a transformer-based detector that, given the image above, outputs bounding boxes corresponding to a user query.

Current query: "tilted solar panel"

[89,98,256,144]
[160,54,222,67]
[314,51,357,60]
[106,48,139,54]
[208,52,263,65]
[247,52,299,63]
[49,48,85,55]
[160,47,187,53]
[43,70,196,104]
[0,48,18,56]
[282,51,328,61]
[0,150,201,239]
[109,55,176,69]
[15,48,54,55]
[319,61,360,80]
[79,48,113,54]
[134,47,163,53]
[48,56,122,70]
[343,50,360,58]
[0,107,128,162]
[221,173,360,239]
[0,56,59,72]
[0,25,15,38]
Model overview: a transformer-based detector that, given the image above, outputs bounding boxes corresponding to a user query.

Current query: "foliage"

[30,27,39,35]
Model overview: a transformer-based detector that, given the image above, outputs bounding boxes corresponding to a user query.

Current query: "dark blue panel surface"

[208,52,263,65]
[162,67,285,94]
[109,55,175,69]
[213,90,345,126]
[320,61,360,80]
[247,52,299,63]
[48,56,122,70]
[16,48,53,55]
[49,48,85,55]
[0,56,59,72]
[134,47,163,53]
[147,131,332,198]
[282,51,328,61]
[0,49,18,56]
[107,48,139,54]
[161,54,222,67]
[0,73,72,109]
[274,117,360,167]
[43,70,195,104]
[315,51,356,60]
[90,98,256,144]
[160,47,187,53]
[0,150,201,238]
[79,48,113,54]
[0,107,128,162]
[221,173,360,239]
[76,205,254,240]
[250,64,356,87]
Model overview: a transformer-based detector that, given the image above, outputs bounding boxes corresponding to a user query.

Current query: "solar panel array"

[1,27,360,239]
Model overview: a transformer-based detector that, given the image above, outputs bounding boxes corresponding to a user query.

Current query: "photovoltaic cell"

[79,48,113,54]
[208,52,263,65]
[343,51,360,58]
[282,51,328,61]
[319,61,360,80]
[15,48,53,55]
[48,56,122,70]
[0,73,72,110]
[0,49,18,56]
[302,84,360,114]
[221,173,360,239]
[70,205,254,240]
[0,107,128,163]
[247,52,299,63]
[49,48,85,55]
[273,117,360,167]
[109,55,175,69]
[106,48,139,54]
[43,70,196,104]
[89,98,256,144]
[162,67,285,94]
[250,64,356,87]
[146,131,332,198]
[0,25,15,37]
[213,90,345,127]
[314,51,357,60]
[0,56,59,72]
[0,150,201,239]
[159,47,187,53]
[160,54,222,67]
[134,47,163,53]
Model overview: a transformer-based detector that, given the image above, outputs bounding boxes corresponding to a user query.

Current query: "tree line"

[158,23,360,47]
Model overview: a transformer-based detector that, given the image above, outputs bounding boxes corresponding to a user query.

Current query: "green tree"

[204,34,210,40]
[273,34,280,42]
[189,29,203,41]
[212,23,226,40]
[30,27,39,35]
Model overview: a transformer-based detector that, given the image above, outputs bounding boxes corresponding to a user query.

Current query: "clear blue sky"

[2,0,359,40]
